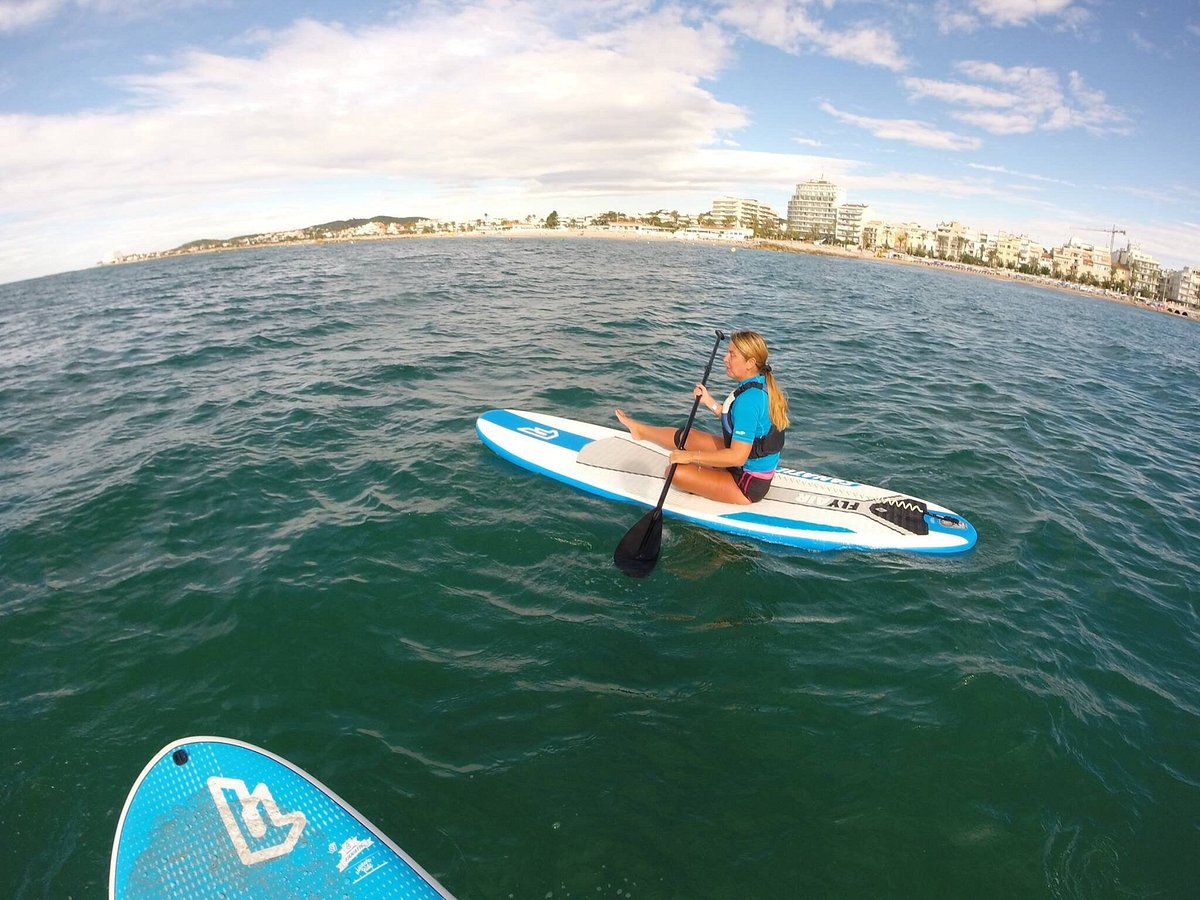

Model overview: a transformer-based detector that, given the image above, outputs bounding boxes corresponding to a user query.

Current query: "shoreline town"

[102,179,1198,322]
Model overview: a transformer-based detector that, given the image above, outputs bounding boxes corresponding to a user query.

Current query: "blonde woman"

[616,330,789,505]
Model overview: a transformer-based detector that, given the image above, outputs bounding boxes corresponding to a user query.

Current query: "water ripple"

[1,239,1197,897]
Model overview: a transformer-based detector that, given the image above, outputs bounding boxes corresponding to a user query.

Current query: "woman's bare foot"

[614,408,648,441]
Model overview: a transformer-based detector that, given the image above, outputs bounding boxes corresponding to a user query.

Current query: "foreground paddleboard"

[110,736,454,899]
[476,408,976,554]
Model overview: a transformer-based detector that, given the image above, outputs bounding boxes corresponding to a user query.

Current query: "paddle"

[614,329,726,577]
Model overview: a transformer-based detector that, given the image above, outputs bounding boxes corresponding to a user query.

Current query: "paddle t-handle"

[613,328,726,577]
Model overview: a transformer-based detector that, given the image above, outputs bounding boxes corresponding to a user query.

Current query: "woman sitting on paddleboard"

[616,330,789,505]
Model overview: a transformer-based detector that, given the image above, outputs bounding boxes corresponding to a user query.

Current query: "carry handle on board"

[614,329,726,577]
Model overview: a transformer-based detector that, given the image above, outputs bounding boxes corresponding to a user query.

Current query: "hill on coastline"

[173,216,430,252]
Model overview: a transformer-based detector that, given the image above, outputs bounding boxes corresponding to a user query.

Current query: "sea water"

[1,238,1197,897]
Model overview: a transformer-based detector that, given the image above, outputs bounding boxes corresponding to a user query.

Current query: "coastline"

[751,238,1163,312]
[104,226,1194,321]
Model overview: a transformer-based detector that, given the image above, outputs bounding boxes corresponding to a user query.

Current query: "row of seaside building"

[104,182,1198,312]
[709,179,1198,309]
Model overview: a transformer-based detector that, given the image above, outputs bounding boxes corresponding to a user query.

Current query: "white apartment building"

[835,203,871,245]
[901,223,937,256]
[935,221,982,260]
[676,226,753,242]
[860,220,896,252]
[990,231,1042,270]
[711,196,780,232]
[787,179,844,239]
[1114,247,1162,298]
[861,221,937,255]
[1160,267,1200,310]
[1051,239,1113,283]
[605,221,668,235]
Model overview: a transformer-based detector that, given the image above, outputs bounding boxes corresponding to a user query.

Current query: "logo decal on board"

[208,776,307,866]
[518,426,559,441]
[331,836,374,872]
[330,836,391,883]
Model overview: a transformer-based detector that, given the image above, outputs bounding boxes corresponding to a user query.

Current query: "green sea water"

[1,238,1198,898]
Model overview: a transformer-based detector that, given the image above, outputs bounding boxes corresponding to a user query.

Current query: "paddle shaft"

[648,328,726,515]
[613,328,727,576]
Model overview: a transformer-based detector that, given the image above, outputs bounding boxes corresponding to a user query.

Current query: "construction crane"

[1080,225,1126,254]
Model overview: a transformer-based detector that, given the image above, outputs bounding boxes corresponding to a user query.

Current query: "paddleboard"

[110,736,455,899]
[476,408,977,554]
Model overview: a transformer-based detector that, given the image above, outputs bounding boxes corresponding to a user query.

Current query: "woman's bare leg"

[671,464,752,505]
[614,409,723,452]
[614,409,748,504]
[614,408,676,449]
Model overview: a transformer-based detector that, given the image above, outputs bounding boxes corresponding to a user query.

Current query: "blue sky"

[2,0,1198,284]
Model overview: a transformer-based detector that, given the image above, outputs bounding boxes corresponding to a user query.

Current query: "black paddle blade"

[613,509,664,577]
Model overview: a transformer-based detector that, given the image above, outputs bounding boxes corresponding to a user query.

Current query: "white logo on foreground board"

[518,425,559,441]
[208,776,307,866]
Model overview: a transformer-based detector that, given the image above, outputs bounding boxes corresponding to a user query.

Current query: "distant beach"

[106,225,1193,321]
[451,227,1193,319]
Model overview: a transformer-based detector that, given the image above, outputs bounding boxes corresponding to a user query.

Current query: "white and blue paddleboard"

[110,736,455,899]
[476,409,977,554]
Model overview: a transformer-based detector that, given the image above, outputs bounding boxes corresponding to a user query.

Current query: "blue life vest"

[721,381,785,459]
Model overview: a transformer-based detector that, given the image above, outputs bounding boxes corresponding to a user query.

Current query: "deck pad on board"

[578,435,669,477]
[110,736,455,899]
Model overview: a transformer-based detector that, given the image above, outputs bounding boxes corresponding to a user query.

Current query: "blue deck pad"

[111,737,453,899]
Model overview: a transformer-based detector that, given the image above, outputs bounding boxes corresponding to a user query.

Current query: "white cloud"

[821,23,907,70]
[1129,30,1157,53]
[819,102,982,150]
[1061,70,1130,134]
[5,7,746,198]
[0,0,200,32]
[716,0,907,70]
[0,0,58,30]
[967,162,1076,186]
[953,109,1041,135]
[1110,182,1200,207]
[1,2,855,280]
[971,0,1080,26]
[937,0,1089,32]
[936,8,983,34]
[903,76,1021,109]
[851,170,1014,201]
[1119,220,1200,269]
[904,61,1130,137]
[0,0,1188,281]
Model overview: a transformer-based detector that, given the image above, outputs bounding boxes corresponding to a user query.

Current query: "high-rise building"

[787,179,844,239]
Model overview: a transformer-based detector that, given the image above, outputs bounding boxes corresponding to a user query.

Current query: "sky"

[2,0,1199,284]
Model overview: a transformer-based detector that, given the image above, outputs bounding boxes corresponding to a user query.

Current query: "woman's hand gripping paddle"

[614,329,726,577]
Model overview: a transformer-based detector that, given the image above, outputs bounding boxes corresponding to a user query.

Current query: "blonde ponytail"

[763,368,790,431]
[730,330,790,431]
